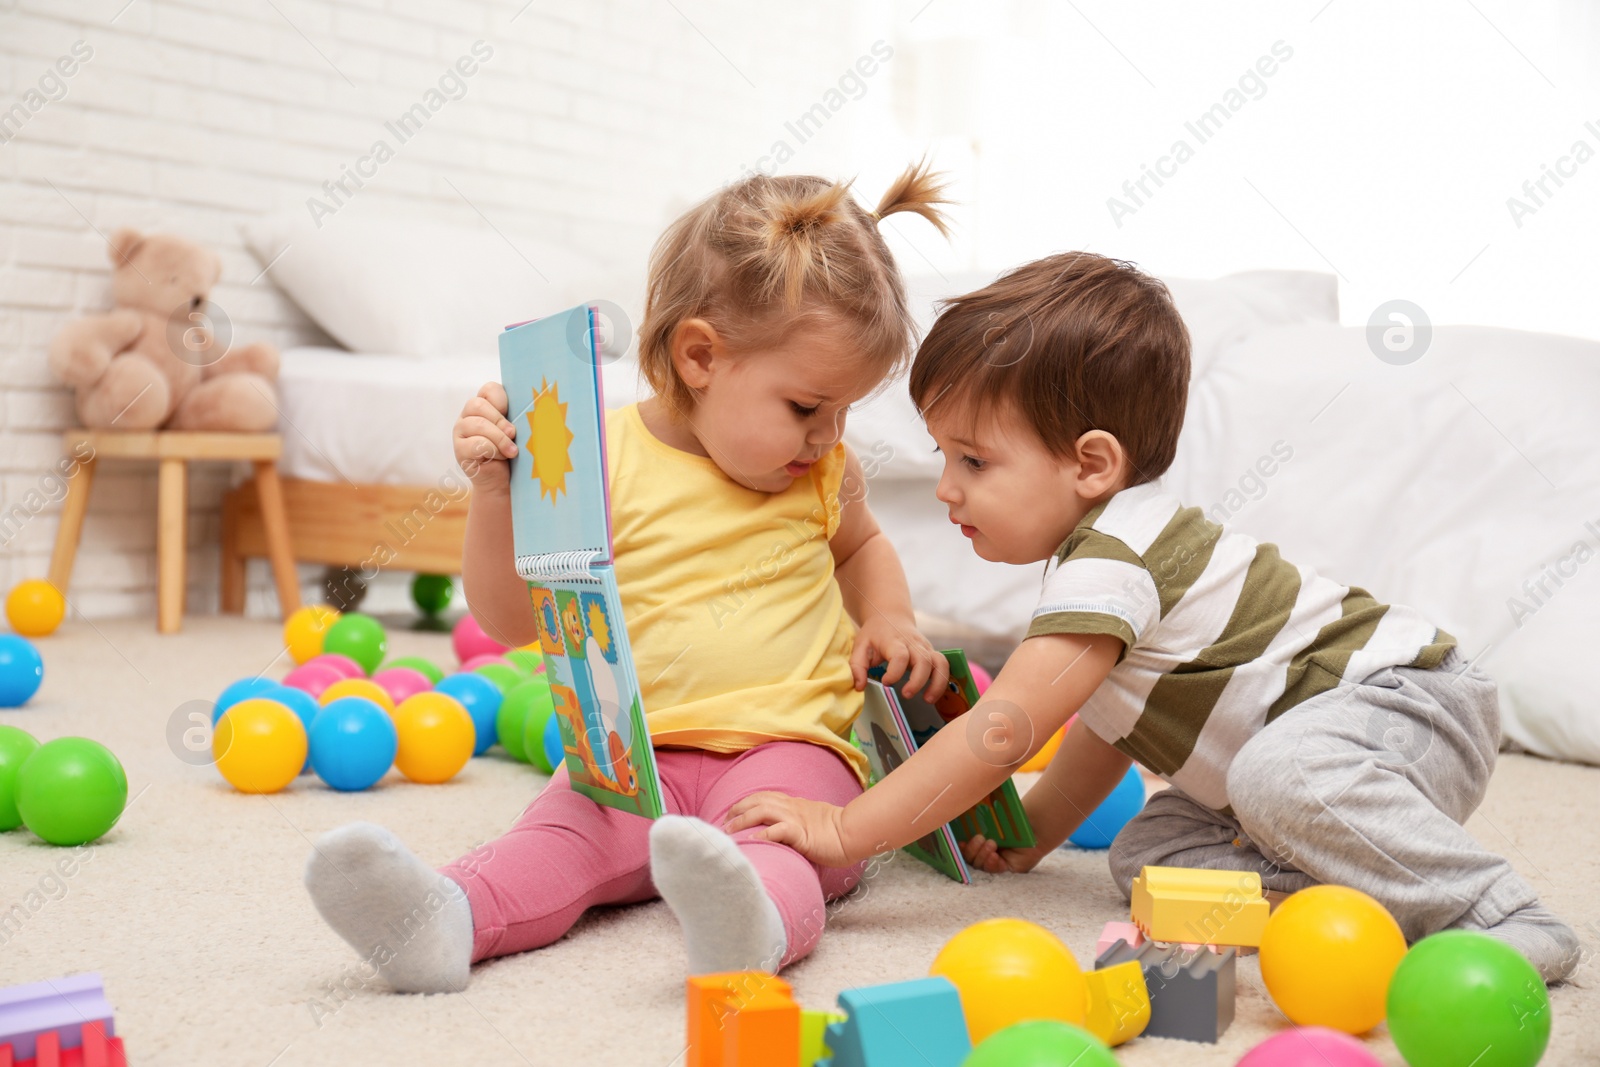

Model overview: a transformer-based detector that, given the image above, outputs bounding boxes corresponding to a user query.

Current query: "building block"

[819,977,970,1067]
[0,975,116,1062]
[1082,959,1150,1047]
[687,971,799,1067]
[1096,920,1145,959]
[1129,865,1269,948]
[800,1010,843,1067]
[0,1020,127,1067]
[1097,939,1236,1043]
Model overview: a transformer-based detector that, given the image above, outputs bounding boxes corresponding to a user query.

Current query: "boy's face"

[925,399,1113,565]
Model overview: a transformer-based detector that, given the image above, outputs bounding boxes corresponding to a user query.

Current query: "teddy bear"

[49,228,280,432]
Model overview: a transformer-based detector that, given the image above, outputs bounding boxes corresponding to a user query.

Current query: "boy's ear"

[670,318,720,391]
[1073,430,1127,497]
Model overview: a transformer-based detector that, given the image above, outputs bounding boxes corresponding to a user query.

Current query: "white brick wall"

[0,0,876,620]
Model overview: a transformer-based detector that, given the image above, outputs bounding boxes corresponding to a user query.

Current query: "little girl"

[302,163,955,993]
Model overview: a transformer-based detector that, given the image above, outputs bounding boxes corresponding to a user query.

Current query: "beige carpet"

[3,617,1597,1066]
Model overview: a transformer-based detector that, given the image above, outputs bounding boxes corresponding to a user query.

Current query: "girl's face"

[675,316,885,493]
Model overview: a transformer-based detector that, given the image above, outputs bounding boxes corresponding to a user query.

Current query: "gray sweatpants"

[1107,648,1542,942]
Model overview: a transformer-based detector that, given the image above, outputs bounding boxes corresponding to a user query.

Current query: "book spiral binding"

[516,548,607,583]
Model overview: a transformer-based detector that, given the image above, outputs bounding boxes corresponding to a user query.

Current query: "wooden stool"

[47,431,302,634]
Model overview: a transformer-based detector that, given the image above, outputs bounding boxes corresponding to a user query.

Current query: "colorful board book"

[856,650,1035,882]
[499,304,665,818]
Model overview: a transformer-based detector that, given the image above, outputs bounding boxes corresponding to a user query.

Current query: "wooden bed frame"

[220,476,469,613]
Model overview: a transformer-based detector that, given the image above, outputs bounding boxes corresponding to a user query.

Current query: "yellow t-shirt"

[604,403,867,783]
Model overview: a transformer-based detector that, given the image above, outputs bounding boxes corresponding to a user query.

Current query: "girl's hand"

[454,382,518,490]
[725,791,858,868]
[961,833,1051,875]
[850,617,951,702]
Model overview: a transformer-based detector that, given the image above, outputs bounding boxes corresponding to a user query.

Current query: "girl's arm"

[726,631,1123,865]
[455,382,540,647]
[829,447,948,701]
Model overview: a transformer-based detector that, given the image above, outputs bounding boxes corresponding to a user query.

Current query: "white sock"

[649,815,787,975]
[304,821,474,994]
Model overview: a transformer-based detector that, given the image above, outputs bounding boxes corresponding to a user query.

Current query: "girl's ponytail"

[874,158,952,237]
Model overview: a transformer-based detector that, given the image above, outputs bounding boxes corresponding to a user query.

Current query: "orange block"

[687,971,800,1067]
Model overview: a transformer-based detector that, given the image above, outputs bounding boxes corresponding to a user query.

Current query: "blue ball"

[435,672,503,756]
[1067,765,1147,849]
[542,710,563,773]
[213,676,282,722]
[0,635,43,708]
[266,684,321,774]
[308,697,397,791]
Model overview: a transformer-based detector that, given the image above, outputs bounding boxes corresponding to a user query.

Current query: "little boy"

[728,252,1579,982]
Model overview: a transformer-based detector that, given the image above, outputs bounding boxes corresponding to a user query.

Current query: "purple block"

[0,972,115,1060]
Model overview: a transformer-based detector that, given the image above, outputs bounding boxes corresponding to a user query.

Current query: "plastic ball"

[283,604,340,664]
[322,613,387,674]
[371,667,433,706]
[495,680,542,764]
[213,698,307,794]
[504,649,545,675]
[6,580,65,637]
[308,697,397,792]
[0,724,41,831]
[460,653,509,672]
[213,676,281,721]
[282,662,343,699]
[474,662,524,695]
[0,635,44,708]
[1066,765,1145,849]
[962,1020,1117,1067]
[1387,931,1550,1067]
[264,684,320,773]
[435,672,503,756]
[1237,1027,1384,1067]
[931,919,1087,1044]
[452,613,507,664]
[1260,885,1407,1034]
[15,737,128,845]
[411,573,454,616]
[393,693,475,783]
[385,656,444,685]
[515,679,559,773]
[305,652,365,681]
[969,661,993,694]
[542,711,563,773]
[319,678,396,715]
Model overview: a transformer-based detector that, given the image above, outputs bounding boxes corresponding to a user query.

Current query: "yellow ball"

[393,692,475,784]
[1259,885,1407,1034]
[930,918,1087,1044]
[6,580,65,637]
[214,698,307,794]
[319,678,396,714]
[284,605,340,665]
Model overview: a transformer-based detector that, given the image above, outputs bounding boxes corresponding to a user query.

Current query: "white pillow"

[242,210,616,356]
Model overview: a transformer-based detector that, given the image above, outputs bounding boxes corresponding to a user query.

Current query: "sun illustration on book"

[527,377,575,501]
[585,601,612,656]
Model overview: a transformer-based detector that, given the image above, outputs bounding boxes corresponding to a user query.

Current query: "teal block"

[817,976,971,1067]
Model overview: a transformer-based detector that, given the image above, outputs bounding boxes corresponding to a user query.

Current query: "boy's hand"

[850,617,951,702]
[454,381,517,490]
[725,791,859,868]
[961,833,1052,875]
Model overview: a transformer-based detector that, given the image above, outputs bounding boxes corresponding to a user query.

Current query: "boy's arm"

[726,631,1122,866]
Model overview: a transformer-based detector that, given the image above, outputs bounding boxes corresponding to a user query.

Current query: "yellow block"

[1130,865,1270,948]
[1083,960,1150,1046]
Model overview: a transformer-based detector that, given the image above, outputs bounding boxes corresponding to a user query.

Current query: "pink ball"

[1237,1028,1383,1067]
[969,661,993,694]
[371,666,433,705]
[306,652,364,679]
[283,662,343,699]
[460,654,510,671]
[453,614,507,664]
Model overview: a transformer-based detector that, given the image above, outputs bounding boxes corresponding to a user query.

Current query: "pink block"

[1096,921,1145,960]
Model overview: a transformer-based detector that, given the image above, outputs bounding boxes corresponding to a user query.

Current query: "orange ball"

[214,698,307,794]
[283,605,340,665]
[930,918,1087,1043]
[393,692,475,784]
[1259,885,1407,1033]
[6,580,65,637]
[319,678,396,714]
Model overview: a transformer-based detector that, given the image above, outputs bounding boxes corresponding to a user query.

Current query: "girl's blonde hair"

[639,160,951,414]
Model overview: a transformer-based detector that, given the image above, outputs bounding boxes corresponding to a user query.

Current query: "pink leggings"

[438,742,865,969]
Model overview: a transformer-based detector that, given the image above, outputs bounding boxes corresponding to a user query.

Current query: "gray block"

[1095,938,1235,1043]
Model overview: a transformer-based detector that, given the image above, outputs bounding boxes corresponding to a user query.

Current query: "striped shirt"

[1027,482,1455,811]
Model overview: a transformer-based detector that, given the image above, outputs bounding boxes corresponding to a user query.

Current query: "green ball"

[385,656,444,685]
[410,573,454,616]
[520,680,559,774]
[0,724,42,831]
[16,737,128,846]
[504,649,545,675]
[1387,931,1550,1067]
[963,1021,1118,1067]
[323,613,387,674]
[497,678,553,764]
[474,663,523,695]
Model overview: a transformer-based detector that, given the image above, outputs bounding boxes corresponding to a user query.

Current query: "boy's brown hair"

[909,252,1191,486]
